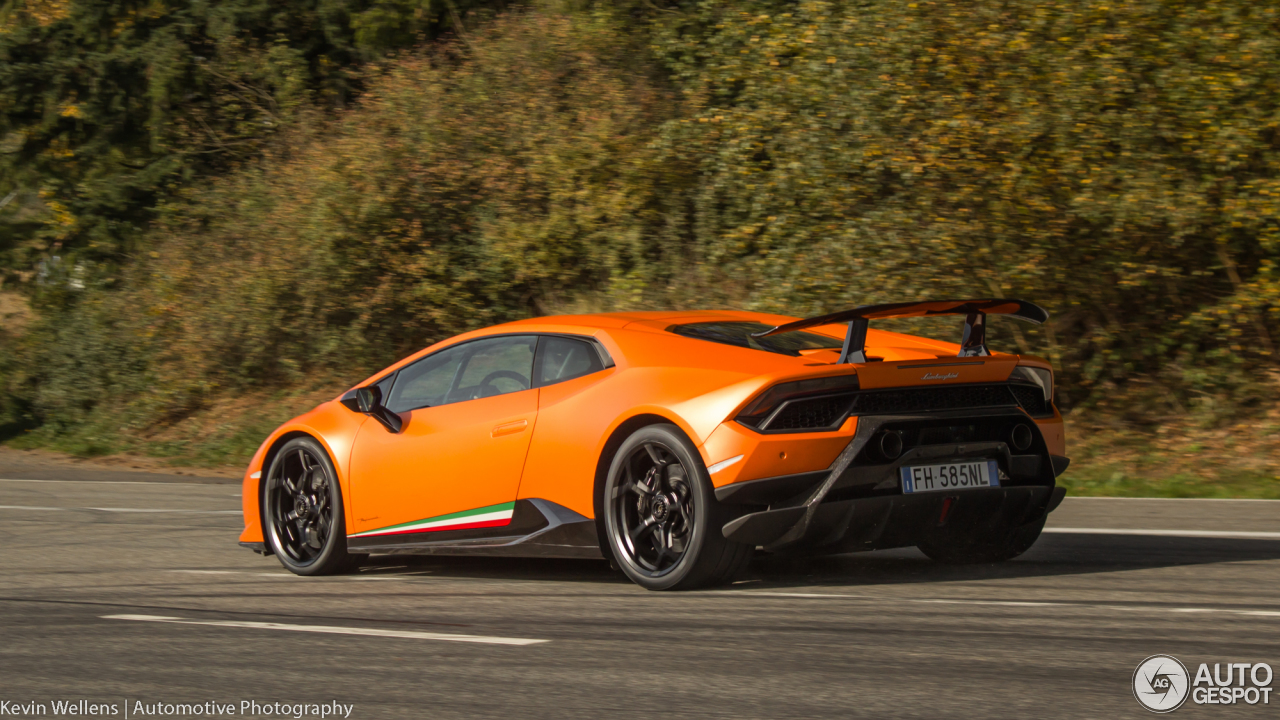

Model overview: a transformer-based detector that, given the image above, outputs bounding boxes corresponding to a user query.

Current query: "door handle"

[491,419,529,438]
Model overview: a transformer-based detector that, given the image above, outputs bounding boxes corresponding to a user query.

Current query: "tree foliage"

[3,0,1279,442]
[650,0,1280,408]
[0,0,511,274]
[6,9,683,428]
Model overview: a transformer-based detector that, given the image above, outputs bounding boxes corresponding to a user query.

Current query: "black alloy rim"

[611,442,695,577]
[268,448,333,564]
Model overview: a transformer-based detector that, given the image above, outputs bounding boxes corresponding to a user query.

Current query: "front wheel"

[262,437,365,575]
[917,516,1046,564]
[603,424,753,590]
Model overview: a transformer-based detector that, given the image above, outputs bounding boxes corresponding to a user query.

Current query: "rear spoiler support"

[959,312,987,358]
[753,299,1049,364]
[837,318,870,364]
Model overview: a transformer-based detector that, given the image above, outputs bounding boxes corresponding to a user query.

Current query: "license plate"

[901,460,1000,494]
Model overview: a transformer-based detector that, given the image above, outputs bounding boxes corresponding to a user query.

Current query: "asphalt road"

[1,469,1278,719]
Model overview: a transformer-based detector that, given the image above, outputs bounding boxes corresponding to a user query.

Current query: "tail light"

[1010,366,1053,403]
[736,374,860,431]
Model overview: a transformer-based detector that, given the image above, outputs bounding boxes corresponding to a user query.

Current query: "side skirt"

[239,541,272,556]
[346,499,603,559]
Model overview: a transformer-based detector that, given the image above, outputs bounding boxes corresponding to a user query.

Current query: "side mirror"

[354,385,402,434]
[355,387,378,413]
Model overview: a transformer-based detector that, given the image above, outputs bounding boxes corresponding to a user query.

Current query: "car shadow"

[740,533,1280,589]
[354,554,626,584]
[351,533,1280,590]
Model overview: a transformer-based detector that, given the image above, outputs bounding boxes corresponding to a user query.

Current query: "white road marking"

[102,614,548,645]
[1045,527,1280,539]
[0,504,239,515]
[169,569,406,581]
[1065,496,1280,503]
[0,477,233,486]
[167,570,293,578]
[716,591,1280,620]
[90,507,240,514]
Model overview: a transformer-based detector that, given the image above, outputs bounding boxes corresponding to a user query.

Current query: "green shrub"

[0,0,514,276]
[102,9,683,423]
[651,0,1280,411]
[5,1,1280,451]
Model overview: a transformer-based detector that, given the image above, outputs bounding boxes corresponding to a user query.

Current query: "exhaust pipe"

[879,431,904,460]
[1010,424,1034,452]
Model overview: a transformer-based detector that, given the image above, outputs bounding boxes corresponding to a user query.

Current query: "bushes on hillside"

[120,10,684,413]
[4,1,1280,442]
[651,0,1280,409]
[0,0,514,275]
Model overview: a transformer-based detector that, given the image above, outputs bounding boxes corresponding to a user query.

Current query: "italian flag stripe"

[348,502,515,538]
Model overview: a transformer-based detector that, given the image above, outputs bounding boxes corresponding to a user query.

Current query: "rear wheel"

[262,437,365,575]
[603,424,753,590]
[917,516,1046,564]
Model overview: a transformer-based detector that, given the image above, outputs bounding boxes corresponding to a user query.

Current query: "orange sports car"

[239,299,1068,590]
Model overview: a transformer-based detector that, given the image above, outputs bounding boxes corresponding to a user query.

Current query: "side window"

[385,345,467,414]
[385,335,537,413]
[535,336,604,387]
[451,336,536,401]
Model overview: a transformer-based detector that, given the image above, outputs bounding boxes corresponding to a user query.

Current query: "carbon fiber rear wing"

[752,299,1049,363]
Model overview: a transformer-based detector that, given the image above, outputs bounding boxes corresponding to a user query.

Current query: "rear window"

[669,321,841,356]
[536,336,605,386]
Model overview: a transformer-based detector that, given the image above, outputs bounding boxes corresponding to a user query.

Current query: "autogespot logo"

[1133,655,1275,713]
[1134,655,1190,713]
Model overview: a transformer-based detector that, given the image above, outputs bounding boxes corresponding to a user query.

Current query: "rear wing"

[752,299,1049,363]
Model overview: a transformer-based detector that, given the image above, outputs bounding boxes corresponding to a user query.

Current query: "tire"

[261,437,365,575]
[917,516,1046,564]
[602,424,753,590]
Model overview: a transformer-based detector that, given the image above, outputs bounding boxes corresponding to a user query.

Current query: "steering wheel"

[478,370,530,395]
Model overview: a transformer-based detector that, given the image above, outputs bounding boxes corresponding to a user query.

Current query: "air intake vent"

[740,383,1046,433]
[852,385,1017,415]
[765,395,855,431]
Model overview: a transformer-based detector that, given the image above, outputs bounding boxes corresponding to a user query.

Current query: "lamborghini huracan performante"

[239,299,1069,590]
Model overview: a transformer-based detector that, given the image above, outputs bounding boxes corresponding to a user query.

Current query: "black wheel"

[917,516,1046,564]
[603,424,753,590]
[262,437,364,575]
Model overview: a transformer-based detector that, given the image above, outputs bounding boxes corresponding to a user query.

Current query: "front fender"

[238,402,369,545]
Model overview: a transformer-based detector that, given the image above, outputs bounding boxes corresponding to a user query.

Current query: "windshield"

[669,321,841,356]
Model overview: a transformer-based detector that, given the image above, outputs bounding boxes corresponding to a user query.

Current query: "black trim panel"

[1051,455,1071,477]
[239,541,272,556]
[347,499,602,559]
[721,507,807,546]
[739,383,1049,435]
[754,299,1049,337]
[753,299,1048,364]
[723,485,1056,552]
[1047,486,1067,513]
[714,470,829,505]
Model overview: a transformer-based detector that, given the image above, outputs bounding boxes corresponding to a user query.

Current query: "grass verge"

[1060,415,1279,499]
[4,390,1278,499]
